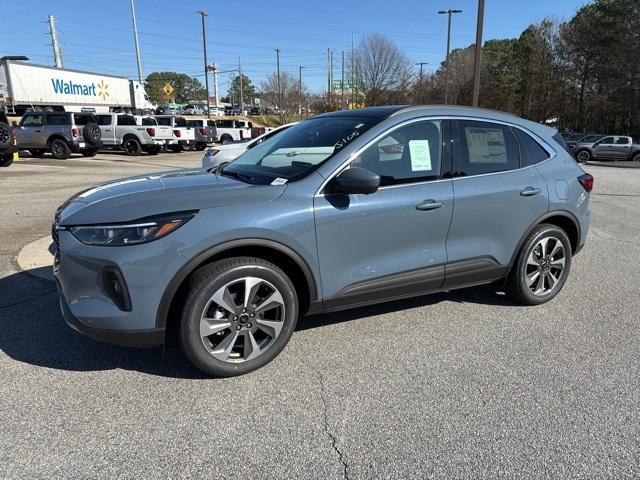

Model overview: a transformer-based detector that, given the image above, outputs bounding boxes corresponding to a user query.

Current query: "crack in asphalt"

[0,287,57,310]
[303,359,350,480]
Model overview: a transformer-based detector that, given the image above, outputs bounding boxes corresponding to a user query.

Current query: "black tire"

[169,145,183,153]
[123,137,142,156]
[30,149,47,158]
[576,149,590,163]
[0,122,11,149]
[179,257,298,377]
[505,223,572,306]
[632,152,640,163]
[220,135,233,144]
[49,138,71,159]
[195,142,207,151]
[82,124,102,146]
[81,148,98,157]
[0,154,13,167]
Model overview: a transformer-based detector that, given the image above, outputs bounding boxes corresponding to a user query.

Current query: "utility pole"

[298,66,305,115]
[415,62,428,103]
[351,33,355,109]
[472,0,485,107]
[341,51,345,109]
[327,48,332,108]
[438,8,462,105]
[275,49,281,111]
[48,15,64,69]
[197,11,211,118]
[129,0,143,83]
[238,57,243,115]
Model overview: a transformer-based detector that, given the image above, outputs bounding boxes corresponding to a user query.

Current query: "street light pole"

[438,8,462,105]
[298,66,305,115]
[196,10,211,118]
[415,62,428,103]
[275,49,281,112]
[472,0,485,107]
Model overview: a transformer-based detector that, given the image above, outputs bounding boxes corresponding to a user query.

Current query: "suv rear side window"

[455,120,519,176]
[47,113,69,126]
[351,120,443,186]
[513,129,550,167]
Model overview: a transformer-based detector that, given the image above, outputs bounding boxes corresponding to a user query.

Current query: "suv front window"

[221,116,381,184]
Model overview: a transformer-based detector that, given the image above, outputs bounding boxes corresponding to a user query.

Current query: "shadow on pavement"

[0,267,516,378]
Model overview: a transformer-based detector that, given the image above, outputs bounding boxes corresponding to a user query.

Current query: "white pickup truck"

[154,115,196,152]
[96,113,172,155]
[214,119,253,144]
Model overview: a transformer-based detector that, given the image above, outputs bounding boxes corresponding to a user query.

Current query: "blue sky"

[1,0,589,94]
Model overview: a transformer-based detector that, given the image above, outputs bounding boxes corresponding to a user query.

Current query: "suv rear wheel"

[506,224,572,305]
[50,138,71,159]
[179,257,298,377]
[576,150,591,163]
[0,154,13,167]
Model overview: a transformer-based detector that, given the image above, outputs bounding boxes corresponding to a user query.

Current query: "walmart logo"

[51,78,99,97]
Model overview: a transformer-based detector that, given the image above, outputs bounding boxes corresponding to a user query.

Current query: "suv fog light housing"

[102,267,132,311]
[69,211,197,246]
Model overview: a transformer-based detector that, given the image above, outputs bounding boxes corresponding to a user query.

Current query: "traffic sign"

[163,83,174,96]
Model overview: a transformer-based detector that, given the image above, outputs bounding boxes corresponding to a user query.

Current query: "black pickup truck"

[0,111,18,167]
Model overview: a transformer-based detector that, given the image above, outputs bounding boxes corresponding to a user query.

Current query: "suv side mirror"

[329,167,380,195]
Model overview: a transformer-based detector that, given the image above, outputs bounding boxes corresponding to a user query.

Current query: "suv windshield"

[221,116,381,184]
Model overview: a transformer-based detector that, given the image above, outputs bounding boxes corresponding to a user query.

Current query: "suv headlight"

[69,211,197,246]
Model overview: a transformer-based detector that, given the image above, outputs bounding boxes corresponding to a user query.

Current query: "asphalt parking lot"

[1,153,639,479]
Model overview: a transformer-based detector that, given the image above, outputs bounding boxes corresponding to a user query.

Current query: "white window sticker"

[408,140,432,171]
[271,177,288,186]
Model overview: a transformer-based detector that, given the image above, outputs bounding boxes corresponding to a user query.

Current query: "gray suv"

[15,111,102,159]
[53,106,592,377]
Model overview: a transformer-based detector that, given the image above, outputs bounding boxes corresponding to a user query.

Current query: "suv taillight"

[578,173,594,192]
[198,128,206,136]
[240,130,244,140]
[146,128,156,137]
[173,129,181,138]
[72,128,79,138]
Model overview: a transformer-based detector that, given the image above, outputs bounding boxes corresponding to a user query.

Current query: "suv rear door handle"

[520,187,542,197]
[416,199,444,211]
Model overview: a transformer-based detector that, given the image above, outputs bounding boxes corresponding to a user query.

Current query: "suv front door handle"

[520,187,542,197]
[416,199,444,211]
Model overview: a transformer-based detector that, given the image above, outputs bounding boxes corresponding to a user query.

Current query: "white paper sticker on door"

[408,140,431,171]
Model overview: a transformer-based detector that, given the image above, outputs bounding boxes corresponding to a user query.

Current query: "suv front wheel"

[506,224,572,305]
[179,257,298,377]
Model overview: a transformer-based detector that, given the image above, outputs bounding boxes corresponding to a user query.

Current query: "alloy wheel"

[199,277,285,363]
[524,237,566,296]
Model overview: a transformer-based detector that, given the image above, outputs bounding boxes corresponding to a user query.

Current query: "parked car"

[249,106,261,116]
[52,105,592,377]
[186,119,217,150]
[14,111,102,159]
[153,115,196,152]
[95,113,173,156]
[0,111,19,167]
[183,104,205,116]
[202,122,297,168]
[573,135,640,162]
[214,119,252,143]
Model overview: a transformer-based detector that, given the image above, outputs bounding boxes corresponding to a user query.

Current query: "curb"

[16,235,55,282]
[585,161,640,169]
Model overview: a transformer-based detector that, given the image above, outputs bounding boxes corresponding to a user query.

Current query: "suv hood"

[57,168,286,225]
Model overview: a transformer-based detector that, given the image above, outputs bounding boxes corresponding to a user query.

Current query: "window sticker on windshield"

[271,177,288,185]
[408,140,432,171]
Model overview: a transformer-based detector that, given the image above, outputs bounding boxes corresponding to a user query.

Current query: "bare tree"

[261,72,307,121]
[352,33,413,106]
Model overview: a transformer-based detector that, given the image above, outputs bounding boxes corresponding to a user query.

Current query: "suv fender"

[504,210,581,281]
[155,238,319,331]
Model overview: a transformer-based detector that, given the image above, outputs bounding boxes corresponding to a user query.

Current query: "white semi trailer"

[0,56,155,115]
